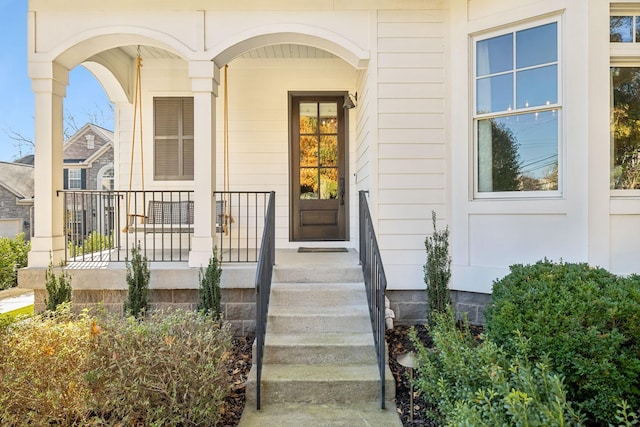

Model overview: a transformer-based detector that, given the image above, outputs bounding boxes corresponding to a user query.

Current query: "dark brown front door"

[290,94,347,241]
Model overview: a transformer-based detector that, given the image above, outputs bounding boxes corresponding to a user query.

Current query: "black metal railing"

[213,191,272,263]
[60,190,272,264]
[254,191,276,410]
[359,190,387,410]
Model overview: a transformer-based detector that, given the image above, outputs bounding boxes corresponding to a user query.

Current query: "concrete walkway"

[0,287,34,314]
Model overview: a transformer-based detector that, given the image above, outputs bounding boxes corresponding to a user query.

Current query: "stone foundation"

[386,289,491,326]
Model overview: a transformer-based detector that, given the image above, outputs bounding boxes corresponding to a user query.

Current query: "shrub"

[198,247,223,318]
[484,260,640,425]
[124,243,150,318]
[89,309,232,426]
[0,304,94,425]
[424,210,451,324]
[68,231,113,257]
[0,233,30,290]
[44,260,73,311]
[0,307,233,426]
[411,307,582,426]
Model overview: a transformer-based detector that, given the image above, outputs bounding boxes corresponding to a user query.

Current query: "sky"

[0,1,113,163]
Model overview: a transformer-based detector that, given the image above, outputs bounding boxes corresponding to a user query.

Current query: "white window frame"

[68,168,82,190]
[153,97,194,181]
[610,4,640,197]
[472,16,563,199]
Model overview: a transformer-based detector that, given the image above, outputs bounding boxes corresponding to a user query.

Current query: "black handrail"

[359,190,387,410]
[254,191,276,410]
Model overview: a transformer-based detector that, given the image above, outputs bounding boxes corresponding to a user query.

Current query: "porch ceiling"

[112,44,336,61]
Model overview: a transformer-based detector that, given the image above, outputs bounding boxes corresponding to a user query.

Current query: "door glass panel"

[319,136,337,166]
[320,168,338,199]
[300,168,318,199]
[300,136,318,167]
[299,103,318,134]
[319,103,338,133]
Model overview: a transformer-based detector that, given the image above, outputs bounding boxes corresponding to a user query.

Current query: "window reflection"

[611,16,634,42]
[611,67,640,189]
[298,101,339,199]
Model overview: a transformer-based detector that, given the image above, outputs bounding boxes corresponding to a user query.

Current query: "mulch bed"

[220,324,482,427]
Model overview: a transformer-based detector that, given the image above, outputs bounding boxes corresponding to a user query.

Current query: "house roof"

[0,162,34,199]
[63,123,114,164]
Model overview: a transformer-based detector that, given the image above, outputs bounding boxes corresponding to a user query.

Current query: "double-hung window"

[154,97,194,180]
[610,12,640,190]
[474,19,561,196]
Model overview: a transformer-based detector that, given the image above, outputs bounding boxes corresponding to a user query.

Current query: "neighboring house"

[62,124,115,243]
[0,162,33,239]
[20,1,640,324]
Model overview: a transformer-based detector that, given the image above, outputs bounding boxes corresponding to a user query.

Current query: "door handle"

[339,178,345,205]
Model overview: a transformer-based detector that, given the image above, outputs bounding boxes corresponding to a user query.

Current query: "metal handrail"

[359,190,387,409]
[254,191,276,410]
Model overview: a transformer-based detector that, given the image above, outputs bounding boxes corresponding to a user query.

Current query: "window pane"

[319,168,338,199]
[182,98,194,136]
[611,16,633,42]
[300,136,318,167]
[299,103,318,134]
[155,139,179,176]
[478,112,558,192]
[516,23,557,68]
[476,33,513,76]
[516,65,557,109]
[319,103,338,133]
[611,67,640,189]
[183,139,194,178]
[477,73,513,114]
[319,136,337,166]
[300,167,318,199]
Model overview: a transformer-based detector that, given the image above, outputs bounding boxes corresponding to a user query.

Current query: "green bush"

[124,243,150,318]
[44,260,73,311]
[484,260,640,425]
[89,309,232,426]
[0,306,233,426]
[68,231,113,257]
[424,210,451,325]
[198,247,223,318]
[0,233,30,290]
[411,307,582,426]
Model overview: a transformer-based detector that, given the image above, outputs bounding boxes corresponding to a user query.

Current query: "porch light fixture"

[343,92,357,109]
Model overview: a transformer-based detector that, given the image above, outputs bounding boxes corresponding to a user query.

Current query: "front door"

[290,93,347,241]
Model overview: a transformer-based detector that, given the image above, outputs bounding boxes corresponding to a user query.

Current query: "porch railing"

[59,190,271,263]
[358,190,387,410]
[254,191,276,410]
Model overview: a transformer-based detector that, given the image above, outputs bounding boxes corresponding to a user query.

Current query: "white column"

[188,61,219,268]
[27,61,69,267]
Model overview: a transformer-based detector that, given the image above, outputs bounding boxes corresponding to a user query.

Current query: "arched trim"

[211,24,369,69]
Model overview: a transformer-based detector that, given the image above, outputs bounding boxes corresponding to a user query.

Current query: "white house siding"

[376,7,449,292]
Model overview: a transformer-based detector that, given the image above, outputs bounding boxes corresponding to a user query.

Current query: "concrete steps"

[240,253,401,426]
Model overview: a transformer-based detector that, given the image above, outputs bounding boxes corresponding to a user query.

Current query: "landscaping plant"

[124,243,150,318]
[0,233,30,290]
[44,259,72,311]
[68,231,113,257]
[410,307,583,426]
[198,246,223,318]
[424,210,451,325]
[484,260,640,425]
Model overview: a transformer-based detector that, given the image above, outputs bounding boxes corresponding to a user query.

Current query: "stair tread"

[268,305,369,315]
[265,332,374,346]
[238,402,402,427]
[259,363,382,381]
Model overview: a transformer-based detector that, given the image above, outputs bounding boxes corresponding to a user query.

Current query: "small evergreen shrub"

[411,307,582,426]
[485,260,640,425]
[44,260,73,311]
[424,210,451,324]
[124,244,150,318]
[198,247,222,318]
[0,233,30,290]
